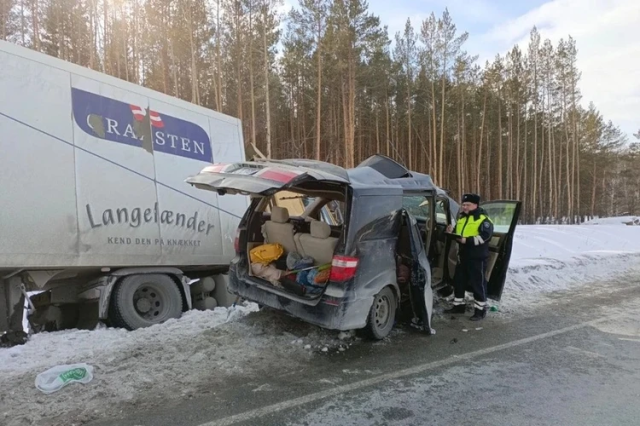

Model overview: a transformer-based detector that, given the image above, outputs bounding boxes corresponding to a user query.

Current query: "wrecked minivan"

[187,155,520,339]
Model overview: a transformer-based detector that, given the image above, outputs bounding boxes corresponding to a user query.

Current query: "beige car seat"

[294,220,338,265]
[262,206,298,254]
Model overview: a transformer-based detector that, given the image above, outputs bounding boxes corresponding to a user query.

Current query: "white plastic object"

[190,276,216,294]
[193,296,218,310]
[35,363,94,394]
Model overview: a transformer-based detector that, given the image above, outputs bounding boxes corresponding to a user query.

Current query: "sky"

[281,0,639,141]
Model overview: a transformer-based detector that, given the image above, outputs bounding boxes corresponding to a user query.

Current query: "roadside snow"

[0,302,356,426]
[501,224,640,309]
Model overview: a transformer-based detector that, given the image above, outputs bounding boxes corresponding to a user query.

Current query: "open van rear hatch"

[186,160,350,196]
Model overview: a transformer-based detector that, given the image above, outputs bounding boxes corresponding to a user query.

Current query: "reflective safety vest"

[455,213,492,238]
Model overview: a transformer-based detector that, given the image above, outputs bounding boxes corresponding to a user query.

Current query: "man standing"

[444,193,494,321]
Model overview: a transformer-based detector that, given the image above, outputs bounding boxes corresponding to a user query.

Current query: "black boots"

[470,308,487,321]
[445,305,488,320]
[444,304,466,314]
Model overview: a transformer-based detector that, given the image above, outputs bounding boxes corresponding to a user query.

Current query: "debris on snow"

[35,363,94,394]
[338,330,356,341]
[0,302,352,426]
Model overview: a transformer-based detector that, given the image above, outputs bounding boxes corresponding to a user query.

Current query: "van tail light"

[234,229,240,253]
[330,256,359,282]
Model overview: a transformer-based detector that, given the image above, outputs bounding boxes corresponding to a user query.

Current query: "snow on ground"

[2,219,640,425]
[1,303,355,426]
[582,215,640,226]
[501,224,640,310]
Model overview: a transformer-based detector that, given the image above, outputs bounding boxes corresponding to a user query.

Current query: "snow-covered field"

[2,219,640,426]
[502,220,640,309]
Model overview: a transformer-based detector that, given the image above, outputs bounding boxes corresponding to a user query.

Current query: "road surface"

[90,276,640,426]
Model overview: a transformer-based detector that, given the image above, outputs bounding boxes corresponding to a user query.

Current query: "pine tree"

[329,0,384,168]
[13,2,636,221]
[435,9,468,185]
[1,0,17,41]
[393,18,417,169]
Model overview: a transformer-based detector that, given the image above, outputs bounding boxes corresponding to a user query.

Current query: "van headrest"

[310,220,331,239]
[271,206,289,223]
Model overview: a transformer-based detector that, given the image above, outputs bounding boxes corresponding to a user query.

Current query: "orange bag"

[314,269,330,284]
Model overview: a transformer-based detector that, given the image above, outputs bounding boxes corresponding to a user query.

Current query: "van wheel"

[365,286,396,340]
[109,274,183,330]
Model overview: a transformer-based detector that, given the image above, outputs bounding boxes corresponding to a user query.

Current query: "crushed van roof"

[187,154,445,195]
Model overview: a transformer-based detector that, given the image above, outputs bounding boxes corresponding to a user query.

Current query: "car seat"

[294,220,338,266]
[263,206,298,254]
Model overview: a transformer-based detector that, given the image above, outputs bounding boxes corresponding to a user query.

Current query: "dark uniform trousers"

[452,255,487,310]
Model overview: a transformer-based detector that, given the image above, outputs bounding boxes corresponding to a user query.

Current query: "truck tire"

[364,286,396,340]
[109,274,183,330]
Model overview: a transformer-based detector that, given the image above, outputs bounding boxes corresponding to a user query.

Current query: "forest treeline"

[2,0,638,222]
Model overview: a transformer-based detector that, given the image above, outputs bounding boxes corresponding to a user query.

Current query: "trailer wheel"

[109,274,183,330]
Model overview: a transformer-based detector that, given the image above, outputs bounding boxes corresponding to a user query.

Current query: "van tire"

[364,286,396,340]
[109,274,183,330]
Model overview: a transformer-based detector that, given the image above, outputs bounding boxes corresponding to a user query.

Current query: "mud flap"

[0,276,26,335]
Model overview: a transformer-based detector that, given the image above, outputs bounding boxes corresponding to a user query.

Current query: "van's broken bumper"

[228,261,370,331]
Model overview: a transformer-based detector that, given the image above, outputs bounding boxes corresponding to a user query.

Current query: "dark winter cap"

[462,193,480,205]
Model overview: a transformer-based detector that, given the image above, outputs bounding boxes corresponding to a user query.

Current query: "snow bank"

[583,215,640,226]
[0,302,354,426]
[501,224,640,309]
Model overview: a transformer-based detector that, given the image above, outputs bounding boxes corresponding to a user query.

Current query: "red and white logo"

[148,110,164,128]
[129,104,164,128]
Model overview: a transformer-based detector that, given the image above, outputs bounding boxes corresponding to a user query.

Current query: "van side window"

[435,199,447,225]
[402,195,430,222]
[320,200,345,226]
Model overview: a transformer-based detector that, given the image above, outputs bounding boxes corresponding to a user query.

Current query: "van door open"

[481,200,522,300]
[402,210,434,334]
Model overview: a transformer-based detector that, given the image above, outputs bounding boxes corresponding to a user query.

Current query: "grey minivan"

[187,155,520,339]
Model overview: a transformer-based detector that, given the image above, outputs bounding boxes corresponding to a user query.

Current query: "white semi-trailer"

[0,40,247,340]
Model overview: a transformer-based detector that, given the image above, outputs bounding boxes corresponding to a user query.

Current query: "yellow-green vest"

[455,213,492,238]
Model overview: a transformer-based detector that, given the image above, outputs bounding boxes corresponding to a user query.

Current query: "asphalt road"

[91,276,640,426]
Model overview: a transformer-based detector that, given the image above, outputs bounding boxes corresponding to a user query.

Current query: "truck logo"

[130,104,165,129]
[71,87,212,163]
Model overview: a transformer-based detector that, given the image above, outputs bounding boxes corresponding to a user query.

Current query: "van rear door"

[186,160,349,196]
